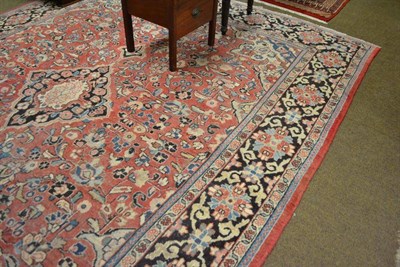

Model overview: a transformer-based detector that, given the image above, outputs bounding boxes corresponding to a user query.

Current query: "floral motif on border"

[107,2,376,267]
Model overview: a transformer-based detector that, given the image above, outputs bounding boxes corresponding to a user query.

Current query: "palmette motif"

[0,0,377,266]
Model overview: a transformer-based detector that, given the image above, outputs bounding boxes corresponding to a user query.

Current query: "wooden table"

[221,0,254,35]
[121,0,218,71]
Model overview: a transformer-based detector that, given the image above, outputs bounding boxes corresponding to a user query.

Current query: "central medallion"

[7,66,111,127]
[38,80,89,110]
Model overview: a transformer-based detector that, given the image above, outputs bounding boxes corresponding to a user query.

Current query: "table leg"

[121,0,135,52]
[208,22,216,46]
[208,0,218,46]
[221,0,230,35]
[247,0,254,15]
[169,31,177,71]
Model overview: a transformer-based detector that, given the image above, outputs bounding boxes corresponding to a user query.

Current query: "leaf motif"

[51,237,66,249]
[88,218,100,232]
[109,153,124,167]
[88,189,105,203]
[110,186,132,194]
[239,140,257,164]
[56,143,67,157]
[43,150,57,159]
[248,184,267,206]
[56,199,71,213]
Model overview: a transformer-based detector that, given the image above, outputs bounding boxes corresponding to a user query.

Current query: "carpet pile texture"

[0,0,59,39]
[259,0,350,22]
[0,0,378,266]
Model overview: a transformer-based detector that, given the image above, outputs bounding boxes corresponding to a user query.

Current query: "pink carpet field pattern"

[0,0,379,266]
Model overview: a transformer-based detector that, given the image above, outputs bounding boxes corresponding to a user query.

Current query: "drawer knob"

[192,8,201,18]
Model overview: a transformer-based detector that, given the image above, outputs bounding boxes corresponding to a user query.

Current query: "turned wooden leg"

[247,0,254,15]
[221,0,230,35]
[169,30,177,71]
[121,0,135,52]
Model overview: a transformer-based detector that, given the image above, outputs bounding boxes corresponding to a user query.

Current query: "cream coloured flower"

[20,233,47,265]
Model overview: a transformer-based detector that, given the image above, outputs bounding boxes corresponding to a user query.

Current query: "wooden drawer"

[126,0,170,28]
[121,0,218,71]
[175,0,214,38]
[126,0,214,39]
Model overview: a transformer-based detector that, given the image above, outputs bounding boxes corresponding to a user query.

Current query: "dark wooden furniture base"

[221,0,254,35]
[121,0,218,71]
[55,0,81,7]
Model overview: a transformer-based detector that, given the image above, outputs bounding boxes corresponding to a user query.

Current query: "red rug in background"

[0,0,378,266]
[259,0,350,22]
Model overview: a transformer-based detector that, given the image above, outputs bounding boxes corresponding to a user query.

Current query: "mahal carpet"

[0,0,59,39]
[0,0,379,266]
[259,0,350,22]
